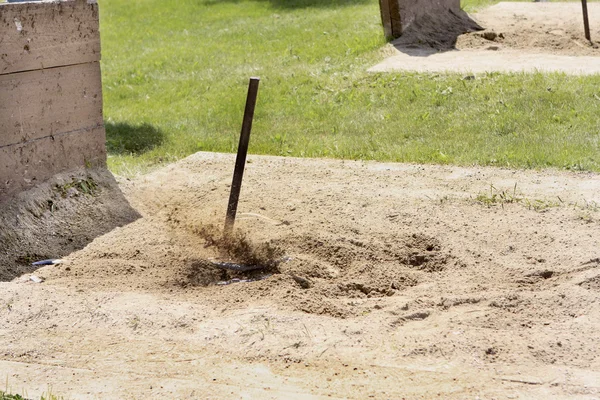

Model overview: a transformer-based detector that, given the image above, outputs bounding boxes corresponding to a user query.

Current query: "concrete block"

[0,0,100,75]
[0,125,106,199]
[0,62,103,147]
[0,0,106,203]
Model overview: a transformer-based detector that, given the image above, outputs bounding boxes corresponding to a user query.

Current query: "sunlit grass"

[0,390,59,400]
[100,0,600,176]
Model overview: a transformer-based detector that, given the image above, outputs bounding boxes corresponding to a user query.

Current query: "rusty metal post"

[582,0,591,41]
[224,77,260,235]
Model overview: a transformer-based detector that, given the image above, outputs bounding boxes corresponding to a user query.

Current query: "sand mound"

[456,3,600,56]
[43,208,462,318]
[394,7,483,50]
[0,168,140,281]
[392,3,600,56]
[192,231,461,318]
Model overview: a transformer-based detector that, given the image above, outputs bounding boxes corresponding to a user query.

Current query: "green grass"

[100,0,600,176]
[0,393,26,400]
[0,391,59,400]
[473,182,600,212]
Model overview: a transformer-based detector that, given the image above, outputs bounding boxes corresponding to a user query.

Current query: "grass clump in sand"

[0,391,60,400]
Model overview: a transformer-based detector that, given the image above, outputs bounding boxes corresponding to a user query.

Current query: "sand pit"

[370,2,600,75]
[1,152,600,398]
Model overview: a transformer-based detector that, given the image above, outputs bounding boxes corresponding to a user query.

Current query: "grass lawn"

[100,0,600,176]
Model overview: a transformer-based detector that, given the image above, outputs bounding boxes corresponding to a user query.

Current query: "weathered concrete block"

[0,62,103,147]
[0,0,106,202]
[0,0,100,75]
[0,125,106,198]
[0,1,139,273]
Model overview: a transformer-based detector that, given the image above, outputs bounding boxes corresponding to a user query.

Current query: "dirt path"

[370,2,600,75]
[1,152,600,399]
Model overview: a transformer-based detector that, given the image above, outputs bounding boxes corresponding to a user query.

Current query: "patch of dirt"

[0,167,139,281]
[395,2,600,56]
[579,274,600,291]
[393,7,483,49]
[2,152,600,399]
[456,3,600,56]
[375,3,600,75]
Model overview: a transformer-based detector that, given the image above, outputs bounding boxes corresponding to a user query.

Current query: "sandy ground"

[370,2,600,75]
[1,152,600,399]
[0,168,139,281]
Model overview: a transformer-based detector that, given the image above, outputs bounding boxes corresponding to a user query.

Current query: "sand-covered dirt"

[1,152,600,399]
[0,167,139,281]
[457,2,600,56]
[371,2,600,74]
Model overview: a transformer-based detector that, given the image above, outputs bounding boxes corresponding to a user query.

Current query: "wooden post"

[378,0,402,39]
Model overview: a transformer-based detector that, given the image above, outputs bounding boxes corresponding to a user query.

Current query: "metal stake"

[582,0,591,41]
[224,77,260,235]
